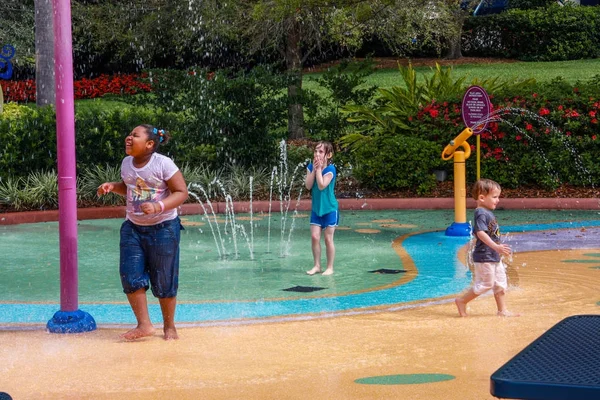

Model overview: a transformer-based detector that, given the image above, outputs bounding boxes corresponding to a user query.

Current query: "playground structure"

[441,127,474,237]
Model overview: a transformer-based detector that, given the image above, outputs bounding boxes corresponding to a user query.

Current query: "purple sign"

[461,85,491,135]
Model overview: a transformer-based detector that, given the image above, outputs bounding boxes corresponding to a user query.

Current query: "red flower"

[532,93,538,98]
[515,135,522,141]
[591,119,598,124]
[592,135,597,141]
[539,108,550,116]
[428,109,439,118]
[525,123,533,131]
[2,73,152,103]
[590,111,597,118]
[558,105,564,111]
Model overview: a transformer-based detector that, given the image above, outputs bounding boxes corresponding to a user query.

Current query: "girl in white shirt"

[98,124,188,340]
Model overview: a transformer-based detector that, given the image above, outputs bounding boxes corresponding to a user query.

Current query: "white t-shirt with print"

[121,152,180,226]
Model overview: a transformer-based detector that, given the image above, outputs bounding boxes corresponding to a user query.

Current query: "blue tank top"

[307,163,338,216]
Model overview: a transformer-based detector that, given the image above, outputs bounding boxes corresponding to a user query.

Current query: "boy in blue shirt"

[305,141,338,276]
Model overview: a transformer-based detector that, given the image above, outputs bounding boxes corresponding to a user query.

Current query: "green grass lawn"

[303,58,600,95]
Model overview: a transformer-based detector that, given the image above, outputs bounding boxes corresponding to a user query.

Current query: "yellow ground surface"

[1,249,599,400]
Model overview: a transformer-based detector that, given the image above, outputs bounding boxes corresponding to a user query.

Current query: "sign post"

[461,86,492,180]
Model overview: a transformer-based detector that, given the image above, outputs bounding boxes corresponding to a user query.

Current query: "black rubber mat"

[282,286,326,293]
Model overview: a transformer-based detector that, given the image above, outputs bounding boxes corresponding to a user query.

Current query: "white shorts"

[472,261,507,295]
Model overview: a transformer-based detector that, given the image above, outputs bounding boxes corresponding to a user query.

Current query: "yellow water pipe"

[441,127,473,236]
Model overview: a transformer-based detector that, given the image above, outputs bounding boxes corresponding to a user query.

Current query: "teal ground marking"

[590,266,600,270]
[2,213,600,325]
[355,373,455,385]
[583,253,600,257]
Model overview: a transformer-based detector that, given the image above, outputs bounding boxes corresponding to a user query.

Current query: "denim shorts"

[119,217,183,298]
[310,210,339,229]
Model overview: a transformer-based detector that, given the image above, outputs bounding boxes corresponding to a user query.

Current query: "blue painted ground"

[2,219,599,326]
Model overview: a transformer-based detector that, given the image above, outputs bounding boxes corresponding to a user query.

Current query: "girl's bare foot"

[497,310,520,317]
[455,298,468,317]
[120,325,155,341]
[164,327,179,340]
[322,268,334,276]
[306,266,321,275]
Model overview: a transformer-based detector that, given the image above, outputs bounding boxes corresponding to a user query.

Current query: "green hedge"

[350,135,440,195]
[0,104,58,179]
[463,5,600,61]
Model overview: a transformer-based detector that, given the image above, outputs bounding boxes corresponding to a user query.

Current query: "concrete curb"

[1,197,599,226]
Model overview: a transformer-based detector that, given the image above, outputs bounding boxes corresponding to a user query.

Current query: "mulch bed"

[337,181,599,200]
[0,183,596,214]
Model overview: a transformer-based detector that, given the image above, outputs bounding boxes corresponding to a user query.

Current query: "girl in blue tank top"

[305,141,339,276]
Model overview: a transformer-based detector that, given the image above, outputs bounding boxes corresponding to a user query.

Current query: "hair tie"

[152,127,164,143]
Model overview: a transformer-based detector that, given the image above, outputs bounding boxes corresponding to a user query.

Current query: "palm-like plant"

[78,164,124,205]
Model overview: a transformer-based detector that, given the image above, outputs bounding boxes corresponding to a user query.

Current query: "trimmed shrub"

[463,5,600,61]
[350,135,440,195]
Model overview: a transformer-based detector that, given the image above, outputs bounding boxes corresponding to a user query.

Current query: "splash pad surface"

[1,209,600,326]
[2,207,600,400]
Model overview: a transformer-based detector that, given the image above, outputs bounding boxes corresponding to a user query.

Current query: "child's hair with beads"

[140,124,171,151]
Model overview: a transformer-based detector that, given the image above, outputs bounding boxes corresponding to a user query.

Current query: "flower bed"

[0,73,152,103]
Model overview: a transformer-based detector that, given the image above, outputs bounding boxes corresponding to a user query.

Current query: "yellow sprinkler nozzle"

[441,127,473,160]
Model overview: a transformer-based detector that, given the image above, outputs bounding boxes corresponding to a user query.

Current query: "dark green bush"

[0,103,186,181]
[349,135,440,195]
[304,59,378,143]
[508,0,556,10]
[132,66,289,168]
[75,106,183,168]
[463,5,600,61]
[0,104,57,180]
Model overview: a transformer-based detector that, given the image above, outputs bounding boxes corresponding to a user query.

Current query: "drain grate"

[369,269,407,274]
[282,286,326,293]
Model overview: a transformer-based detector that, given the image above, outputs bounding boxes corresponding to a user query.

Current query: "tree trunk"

[446,33,463,60]
[286,18,304,139]
[445,12,465,60]
[35,0,55,107]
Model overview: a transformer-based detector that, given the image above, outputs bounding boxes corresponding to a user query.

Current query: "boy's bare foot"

[455,298,468,317]
[306,266,321,275]
[164,327,179,340]
[322,268,334,276]
[497,310,520,317]
[120,326,155,341]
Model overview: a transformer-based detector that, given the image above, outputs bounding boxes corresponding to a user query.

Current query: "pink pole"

[53,0,78,312]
